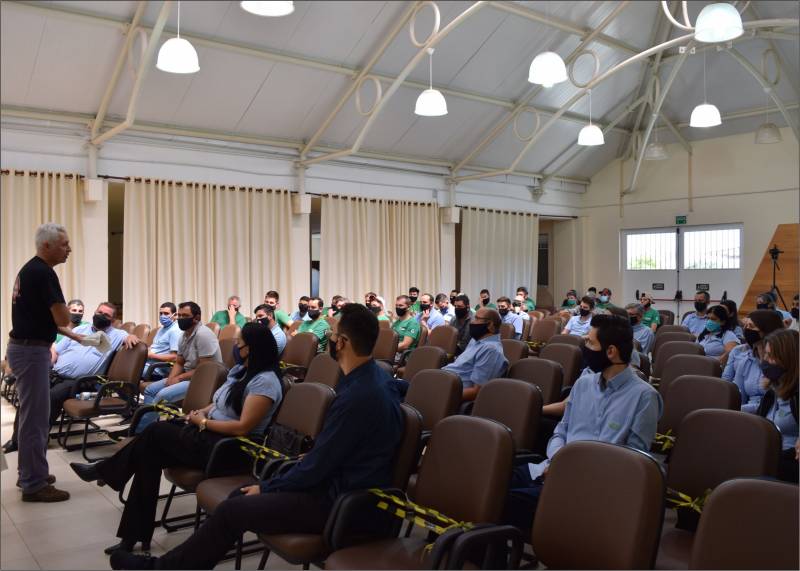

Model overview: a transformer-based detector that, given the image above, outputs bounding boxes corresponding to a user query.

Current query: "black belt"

[8,338,52,348]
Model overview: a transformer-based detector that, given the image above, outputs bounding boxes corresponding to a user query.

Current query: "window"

[625,232,676,270]
[683,228,741,269]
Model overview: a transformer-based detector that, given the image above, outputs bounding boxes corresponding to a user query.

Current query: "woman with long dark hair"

[697,305,739,359]
[719,299,744,341]
[69,322,283,555]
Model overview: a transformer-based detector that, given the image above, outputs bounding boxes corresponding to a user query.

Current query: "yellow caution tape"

[667,487,711,514]
[653,429,676,452]
[279,361,303,370]
[153,401,183,419]
[236,436,291,461]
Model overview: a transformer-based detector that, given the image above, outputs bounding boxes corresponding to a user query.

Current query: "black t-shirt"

[9,256,65,343]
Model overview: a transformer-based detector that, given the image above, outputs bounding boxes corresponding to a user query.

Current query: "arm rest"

[204,437,253,478]
[447,525,526,570]
[282,366,308,381]
[513,452,545,466]
[144,362,173,381]
[324,488,405,552]
[559,386,573,400]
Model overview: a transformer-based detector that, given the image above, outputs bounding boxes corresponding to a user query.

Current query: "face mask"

[743,329,761,347]
[579,308,591,317]
[233,345,246,366]
[369,305,381,314]
[756,303,769,310]
[760,362,785,384]
[455,307,469,319]
[298,304,308,314]
[469,323,489,340]
[705,320,721,333]
[420,303,431,312]
[629,316,638,326]
[481,298,489,306]
[599,295,609,303]
[440,306,449,315]
[791,307,799,320]
[694,301,708,313]
[307,309,321,320]
[159,315,173,327]
[257,317,271,327]
[409,295,418,303]
[582,345,613,374]
[498,308,509,316]
[93,313,112,330]
[70,313,84,325]
[567,299,577,307]
[450,297,456,305]
[329,337,342,362]
[395,306,408,317]
[178,317,195,331]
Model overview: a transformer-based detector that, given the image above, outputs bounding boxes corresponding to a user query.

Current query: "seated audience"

[563,296,594,336]
[756,291,792,325]
[586,286,598,300]
[594,287,617,313]
[408,286,421,313]
[452,294,473,355]
[54,298,87,343]
[790,294,799,331]
[325,295,344,319]
[697,305,739,359]
[209,295,247,329]
[294,297,330,352]
[626,303,655,354]
[263,290,292,329]
[755,328,799,483]
[416,293,445,332]
[513,298,530,321]
[368,296,390,322]
[435,293,455,324]
[449,289,459,306]
[723,309,784,413]
[558,290,579,314]
[516,286,536,311]
[443,308,507,401]
[639,292,660,332]
[144,302,182,379]
[106,304,403,571]
[502,314,662,530]
[289,296,311,323]
[254,304,287,355]
[70,322,283,555]
[497,296,522,340]
[682,290,711,336]
[720,299,744,341]
[363,292,377,306]
[392,295,421,354]
[473,288,497,311]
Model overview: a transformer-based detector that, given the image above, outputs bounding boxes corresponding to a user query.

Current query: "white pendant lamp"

[644,118,669,160]
[240,1,295,17]
[690,51,721,128]
[578,89,604,146]
[415,49,447,117]
[157,1,199,74]
[755,94,782,144]
[694,3,743,43]
[528,51,568,88]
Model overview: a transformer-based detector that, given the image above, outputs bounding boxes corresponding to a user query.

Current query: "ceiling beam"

[744,3,800,104]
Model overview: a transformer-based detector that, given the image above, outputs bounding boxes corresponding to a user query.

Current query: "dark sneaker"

[16,474,56,488]
[110,550,157,570]
[22,485,70,502]
[2,439,18,454]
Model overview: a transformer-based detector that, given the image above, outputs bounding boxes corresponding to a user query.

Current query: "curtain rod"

[322,193,435,206]
[126,176,290,194]
[1,169,82,179]
[459,205,539,217]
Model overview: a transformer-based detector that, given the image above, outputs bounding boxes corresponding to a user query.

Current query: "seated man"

[435,293,455,325]
[263,290,292,329]
[682,290,710,336]
[369,296,391,322]
[443,307,508,401]
[639,292,661,333]
[143,302,182,379]
[138,302,223,433]
[516,286,536,312]
[474,289,497,311]
[289,296,311,323]
[497,296,523,340]
[452,294,473,356]
[503,314,662,530]
[563,296,594,336]
[325,295,344,319]
[392,295,421,360]
[594,288,617,314]
[294,297,330,353]
[416,293,445,332]
[408,286,421,313]
[254,304,287,355]
[626,303,655,354]
[209,295,247,329]
[54,298,87,343]
[111,304,404,570]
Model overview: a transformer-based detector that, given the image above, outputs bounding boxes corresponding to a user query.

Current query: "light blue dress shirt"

[681,312,708,336]
[565,314,592,337]
[765,396,799,450]
[53,323,129,378]
[149,322,182,357]
[442,334,508,388]
[416,308,446,330]
[632,324,655,354]
[529,366,662,480]
[289,310,312,322]
[698,330,739,358]
[722,344,765,413]
[271,323,287,356]
[501,311,523,339]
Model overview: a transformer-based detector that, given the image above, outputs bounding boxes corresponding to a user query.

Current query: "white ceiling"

[1,1,798,180]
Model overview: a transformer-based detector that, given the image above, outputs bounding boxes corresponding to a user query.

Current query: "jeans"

[136,379,190,433]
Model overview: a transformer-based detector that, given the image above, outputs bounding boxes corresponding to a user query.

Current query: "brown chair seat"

[196,474,257,514]
[257,533,327,565]
[655,528,693,570]
[325,535,429,570]
[163,467,206,492]
[62,397,128,418]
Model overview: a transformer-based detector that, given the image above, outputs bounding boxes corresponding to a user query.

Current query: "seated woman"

[722,309,784,413]
[720,299,744,341]
[697,305,739,359]
[756,328,799,483]
[69,322,283,554]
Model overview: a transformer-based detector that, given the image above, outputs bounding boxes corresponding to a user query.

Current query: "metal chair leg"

[257,549,270,570]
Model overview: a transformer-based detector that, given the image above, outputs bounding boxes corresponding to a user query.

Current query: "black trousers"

[157,490,331,569]
[97,421,224,543]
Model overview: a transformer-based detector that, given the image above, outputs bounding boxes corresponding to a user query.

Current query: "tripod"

[768,244,788,310]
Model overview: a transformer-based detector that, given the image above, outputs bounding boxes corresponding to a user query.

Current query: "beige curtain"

[320,196,440,304]
[123,179,295,325]
[460,208,539,305]
[1,171,85,354]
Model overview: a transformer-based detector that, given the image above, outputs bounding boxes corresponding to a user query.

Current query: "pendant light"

[690,50,721,127]
[755,96,782,144]
[240,1,295,17]
[527,4,567,88]
[157,1,199,74]
[578,89,604,146]
[694,3,743,43]
[644,118,669,160]
[415,48,447,117]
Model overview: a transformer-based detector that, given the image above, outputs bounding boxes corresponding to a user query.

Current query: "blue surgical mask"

[599,295,609,303]
[705,320,721,334]
[159,315,173,327]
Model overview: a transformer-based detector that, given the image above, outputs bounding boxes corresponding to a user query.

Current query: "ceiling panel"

[0,4,47,105]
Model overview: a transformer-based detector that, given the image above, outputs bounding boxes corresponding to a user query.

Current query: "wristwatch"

[199,418,208,432]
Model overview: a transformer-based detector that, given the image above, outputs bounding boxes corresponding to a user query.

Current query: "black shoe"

[104,540,151,555]
[110,549,156,570]
[70,461,100,483]
[2,439,18,454]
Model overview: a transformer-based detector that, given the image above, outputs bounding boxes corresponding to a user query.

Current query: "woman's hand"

[240,485,260,496]
[188,410,207,427]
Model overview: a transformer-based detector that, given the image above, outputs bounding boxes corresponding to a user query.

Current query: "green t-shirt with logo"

[274,309,292,328]
[642,307,661,328]
[297,318,331,352]
[210,310,247,329]
[392,317,421,349]
[524,298,536,311]
[473,302,498,311]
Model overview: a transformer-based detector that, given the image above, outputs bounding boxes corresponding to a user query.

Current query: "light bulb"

[415,89,448,117]
[694,3,744,43]
[528,51,567,87]
[240,1,295,17]
[690,103,722,127]
[156,37,200,74]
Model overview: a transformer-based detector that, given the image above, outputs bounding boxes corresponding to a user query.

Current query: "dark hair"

[497,296,512,305]
[454,293,471,307]
[409,286,420,294]
[338,304,379,356]
[253,304,274,318]
[265,290,280,301]
[748,309,784,336]
[396,295,411,305]
[763,328,799,401]
[421,293,434,303]
[178,301,201,318]
[434,293,448,304]
[480,289,490,296]
[590,314,634,364]
[719,299,739,331]
[588,287,597,293]
[450,289,459,295]
[68,298,84,308]
[517,286,528,295]
[696,290,711,302]
[794,294,799,302]
[698,305,731,341]
[299,296,310,303]
[309,297,324,308]
[580,296,595,309]
[608,306,628,319]
[98,301,118,318]
[483,308,502,331]
[600,288,612,296]
[160,302,177,313]
[330,294,343,306]
[226,322,281,417]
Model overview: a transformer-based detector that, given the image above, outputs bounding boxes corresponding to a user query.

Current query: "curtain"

[123,179,295,325]
[1,171,85,354]
[460,208,539,305]
[320,196,440,304]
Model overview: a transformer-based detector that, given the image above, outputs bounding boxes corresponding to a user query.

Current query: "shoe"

[110,549,156,570]
[104,540,151,555]
[21,485,70,502]
[16,474,56,488]
[2,439,18,454]
[70,461,100,483]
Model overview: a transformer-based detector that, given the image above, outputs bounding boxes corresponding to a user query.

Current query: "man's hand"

[123,335,141,349]
[421,309,430,321]
[165,375,183,387]
[240,485,260,496]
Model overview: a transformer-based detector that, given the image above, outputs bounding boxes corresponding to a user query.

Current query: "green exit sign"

[675,215,687,225]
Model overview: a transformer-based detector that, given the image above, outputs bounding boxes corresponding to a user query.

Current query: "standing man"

[7,223,78,502]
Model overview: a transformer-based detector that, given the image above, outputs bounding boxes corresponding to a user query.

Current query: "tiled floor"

[1,399,301,570]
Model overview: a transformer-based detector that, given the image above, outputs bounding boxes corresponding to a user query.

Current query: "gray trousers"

[7,343,51,494]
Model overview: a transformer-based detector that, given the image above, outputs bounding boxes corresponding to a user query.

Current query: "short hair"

[450,289,459,295]
[517,286,528,295]
[484,308,502,330]
[330,295,343,306]
[696,290,711,301]
[600,288,612,295]
[588,286,597,293]
[227,295,241,303]
[625,303,645,316]
[420,292,434,303]
[580,296,595,309]
[265,290,280,301]
[434,293,448,304]
[97,301,117,318]
[608,306,628,319]
[496,296,512,305]
[35,222,67,249]
[67,298,84,308]
[480,289,490,296]
[338,304,379,356]
[590,314,634,363]
[454,294,471,307]
[178,301,202,318]
[299,296,310,303]
[409,286,420,294]
[396,295,411,305]
[309,297,324,308]
[160,302,177,313]
[253,303,274,317]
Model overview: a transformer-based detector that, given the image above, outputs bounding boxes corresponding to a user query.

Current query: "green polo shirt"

[410,300,421,313]
[473,302,498,311]
[377,315,390,322]
[524,298,536,311]
[642,307,661,328]
[392,317,421,349]
[210,310,247,329]
[274,309,292,328]
[297,318,330,352]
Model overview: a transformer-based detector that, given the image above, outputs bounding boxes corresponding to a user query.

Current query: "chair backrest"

[536,287,555,312]
[501,339,529,366]
[690,478,799,570]
[287,320,303,335]
[372,328,399,362]
[681,310,694,323]
[144,326,160,347]
[529,310,545,321]
[529,320,559,343]
[375,359,394,377]
[282,332,318,368]
[304,353,342,389]
[637,352,652,379]
[415,416,513,524]
[106,343,148,386]
[658,309,675,326]
[499,322,515,340]
[653,330,697,358]
[659,354,722,398]
[403,346,447,383]
[218,324,240,341]
[426,325,458,357]
[120,321,136,334]
[390,403,424,490]
[378,319,391,329]
[656,324,690,336]
[667,409,781,499]
[418,325,428,347]
[539,343,583,387]
[181,361,229,412]
[132,323,151,341]
[532,441,664,570]
[659,375,741,435]
[272,382,336,439]
[547,334,585,348]
[507,358,563,405]
[472,379,542,452]
[205,321,221,337]
[521,318,532,342]
[652,340,704,379]
[404,369,462,432]
[219,337,237,370]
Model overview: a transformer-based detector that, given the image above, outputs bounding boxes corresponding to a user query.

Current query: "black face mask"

[369,305,382,314]
[329,338,341,362]
[760,361,785,384]
[257,317,271,327]
[92,313,111,330]
[481,298,489,306]
[498,308,509,317]
[70,313,84,325]
[629,316,638,326]
[178,317,195,331]
[582,345,613,374]
[743,328,761,348]
[307,309,321,320]
[792,307,799,320]
[694,301,708,313]
[409,295,418,303]
[419,303,431,312]
[579,308,591,317]
[469,323,489,340]
[450,297,456,305]
[298,304,308,314]
[454,307,469,319]
[395,306,408,317]
[756,303,769,310]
